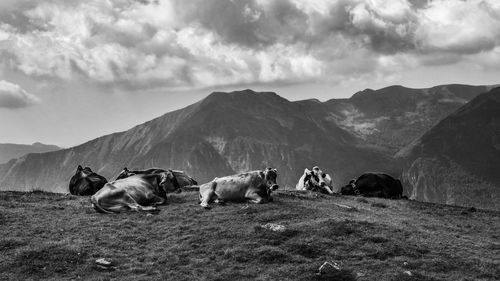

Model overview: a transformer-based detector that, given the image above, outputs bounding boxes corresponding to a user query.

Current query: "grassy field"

[0,190,499,281]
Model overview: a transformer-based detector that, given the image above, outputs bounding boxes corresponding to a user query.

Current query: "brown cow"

[91,171,181,213]
[199,168,278,209]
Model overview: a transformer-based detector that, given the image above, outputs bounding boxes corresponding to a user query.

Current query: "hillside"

[0,89,393,193]
[325,84,491,153]
[0,142,61,164]
[0,190,498,281]
[398,87,500,210]
[0,85,498,211]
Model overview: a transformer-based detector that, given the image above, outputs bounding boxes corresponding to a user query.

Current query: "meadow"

[0,190,498,281]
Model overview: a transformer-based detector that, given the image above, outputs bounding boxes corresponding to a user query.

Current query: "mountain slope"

[325,84,492,153]
[0,142,61,164]
[0,90,393,193]
[398,87,500,210]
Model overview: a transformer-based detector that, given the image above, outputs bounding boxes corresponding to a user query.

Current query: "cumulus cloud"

[0,80,40,109]
[0,0,499,91]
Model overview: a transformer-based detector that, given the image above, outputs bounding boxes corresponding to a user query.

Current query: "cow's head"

[301,168,319,190]
[340,179,358,195]
[159,170,182,193]
[312,166,328,188]
[263,167,279,191]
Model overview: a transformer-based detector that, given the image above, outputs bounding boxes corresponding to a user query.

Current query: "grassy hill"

[1,190,498,281]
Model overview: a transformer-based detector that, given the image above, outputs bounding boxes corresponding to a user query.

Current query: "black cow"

[115,167,197,187]
[69,165,108,196]
[341,173,403,199]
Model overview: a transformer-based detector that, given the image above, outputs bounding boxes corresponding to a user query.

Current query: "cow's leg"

[323,186,334,194]
[214,198,225,205]
[144,193,166,206]
[135,205,159,212]
[246,193,266,204]
[199,182,216,209]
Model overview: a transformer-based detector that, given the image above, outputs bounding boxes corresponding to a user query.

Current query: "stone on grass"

[261,223,286,232]
[95,258,116,270]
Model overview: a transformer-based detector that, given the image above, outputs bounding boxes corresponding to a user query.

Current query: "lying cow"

[69,165,108,196]
[115,167,198,187]
[91,170,181,213]
[341,172,403,199]
[199,168,278,209]
[296,166,334,194]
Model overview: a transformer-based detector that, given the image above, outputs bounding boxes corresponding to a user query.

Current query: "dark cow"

[341,173,403,199]
[69,165,108,196]
[199,168,278,209]
[91,171,181,213]
[296,166,334,194]
[115,167,197,187]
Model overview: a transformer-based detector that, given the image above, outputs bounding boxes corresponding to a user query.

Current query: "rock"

[95,258,116,270]
[356,272,365,277]
[403,261,409,267]
[318,261,341,274]
[403,270,412,276]
[261,223,286,232]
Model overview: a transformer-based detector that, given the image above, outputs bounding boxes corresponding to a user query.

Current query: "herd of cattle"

[69,165,404,213]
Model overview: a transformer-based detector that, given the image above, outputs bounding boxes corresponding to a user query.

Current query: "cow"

[69,165,108,196]
[340,173,403,199]
[90,171,181,214]
[199,168,278,209]
[115,167,198,187]
[296,166,334,194]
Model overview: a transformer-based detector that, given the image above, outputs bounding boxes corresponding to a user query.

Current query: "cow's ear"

[123,167,129,172]
[273,168,277,173]
[259,171,265,179]
[159,172,168,186]
[77,165,83,171]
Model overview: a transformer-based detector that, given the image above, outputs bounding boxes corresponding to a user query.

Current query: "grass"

[0,190,499,280]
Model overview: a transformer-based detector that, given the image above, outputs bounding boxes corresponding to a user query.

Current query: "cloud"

[0,0,499,91]
[0,80,40,109]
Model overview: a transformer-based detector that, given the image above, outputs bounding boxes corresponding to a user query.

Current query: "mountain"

[325,84,492,153]
[1,85,498,210]
[398,87,500,210]
[0,142,61,164]
[0,89,393,193]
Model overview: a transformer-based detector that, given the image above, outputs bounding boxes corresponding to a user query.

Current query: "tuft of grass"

[5,246,88,278]
[371,202,388,208]
[313,268,357,281]
[254,225,299,246]
[0,239,27,251]
[357,198,369,203]
[284,240,325,258]
[364,235,390,244]
[254,245,291,263]
[391,271,441,281]
[316,219,374,237]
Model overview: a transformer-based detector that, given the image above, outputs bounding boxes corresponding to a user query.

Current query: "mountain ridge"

[0,84,498,211]
[399,87,500,210]
[0,142,61,164]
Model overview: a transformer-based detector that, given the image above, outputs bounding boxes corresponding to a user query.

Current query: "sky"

[1,0,500,147]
